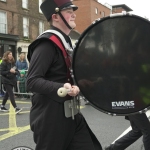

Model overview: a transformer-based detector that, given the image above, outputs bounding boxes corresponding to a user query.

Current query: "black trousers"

[2,84,17,108]
[34,114,102,150]
[110,113,150,150]
[31,94,102,150]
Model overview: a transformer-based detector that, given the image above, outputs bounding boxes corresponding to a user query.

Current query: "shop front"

[0,33,19,60]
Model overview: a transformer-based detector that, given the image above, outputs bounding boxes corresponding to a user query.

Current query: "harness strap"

[49,35,72,80]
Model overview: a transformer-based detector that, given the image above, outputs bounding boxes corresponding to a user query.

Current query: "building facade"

[0,0,49,60]
[112,4,133,14]
[73,1,133,33]
[0,0,132,60]
[73,0,111,33]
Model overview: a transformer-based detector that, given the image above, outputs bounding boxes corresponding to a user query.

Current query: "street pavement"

[0,97,148,150]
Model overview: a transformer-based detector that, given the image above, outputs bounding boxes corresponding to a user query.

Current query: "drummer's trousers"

[33,113,102,150]
[110,113,150,150]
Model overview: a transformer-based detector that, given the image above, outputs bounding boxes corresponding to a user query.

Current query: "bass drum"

[72,13,150,116]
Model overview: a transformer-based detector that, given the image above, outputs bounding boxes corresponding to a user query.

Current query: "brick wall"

[73,0,111,33]
[0,0,18,35]
[0,0,49,42]
[0,0,111,40]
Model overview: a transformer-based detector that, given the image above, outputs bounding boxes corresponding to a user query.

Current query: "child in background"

[17,70,26,99]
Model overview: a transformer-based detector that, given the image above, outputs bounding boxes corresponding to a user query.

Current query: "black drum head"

[73,15,150,115]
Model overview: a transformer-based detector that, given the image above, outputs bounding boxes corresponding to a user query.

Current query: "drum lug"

[107,113,112,116]
[144,108,148,111]
[110,11,132,18]
[92,18,101,24]
[139,111,143,114]
[75,40,78,46]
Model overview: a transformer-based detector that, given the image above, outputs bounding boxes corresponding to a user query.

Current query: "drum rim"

[72,14,150,115]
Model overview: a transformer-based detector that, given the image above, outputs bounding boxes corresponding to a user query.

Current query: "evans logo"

[112,101,135,109]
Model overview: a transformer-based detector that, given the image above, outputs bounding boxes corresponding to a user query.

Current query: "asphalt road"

[0,97,148,150]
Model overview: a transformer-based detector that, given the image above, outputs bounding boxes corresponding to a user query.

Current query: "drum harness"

[38,30,80,120]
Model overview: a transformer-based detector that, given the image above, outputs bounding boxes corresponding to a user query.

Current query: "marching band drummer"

[26,0,102,150]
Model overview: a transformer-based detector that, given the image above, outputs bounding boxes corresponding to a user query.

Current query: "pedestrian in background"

[0,56,4,97]
[15,53,28,95]
[17,70,26,99]
[0,51,22,114]
[16,53,28,71]
[0,57,2,64]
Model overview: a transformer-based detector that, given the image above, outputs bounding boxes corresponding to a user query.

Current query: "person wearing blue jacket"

[16,53,28,71]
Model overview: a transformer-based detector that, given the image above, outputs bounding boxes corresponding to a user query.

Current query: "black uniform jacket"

[26,27,82,148]
[27,27,73,103]
[1,61,18,86]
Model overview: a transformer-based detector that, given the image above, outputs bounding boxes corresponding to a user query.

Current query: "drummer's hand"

[63,83,80,96]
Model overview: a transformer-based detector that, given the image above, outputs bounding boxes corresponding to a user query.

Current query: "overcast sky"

[98,0,150,19]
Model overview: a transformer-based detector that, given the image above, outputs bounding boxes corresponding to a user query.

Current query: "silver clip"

[76,96,80,113]
[69,100,75,120]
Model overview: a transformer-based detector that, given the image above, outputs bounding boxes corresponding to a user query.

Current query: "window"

[102,11,105,17]
[22,0,28,9]
[0,0,6,2]
[95,8,98,14]
[39,21,44,35]
[23,17,29,37]
[0,11,7,34]
[39,0,44,13]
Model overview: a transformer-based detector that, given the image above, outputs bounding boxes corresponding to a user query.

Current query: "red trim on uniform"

[49,35,71,80]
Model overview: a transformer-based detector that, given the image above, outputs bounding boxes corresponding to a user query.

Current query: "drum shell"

[72,14,150,115]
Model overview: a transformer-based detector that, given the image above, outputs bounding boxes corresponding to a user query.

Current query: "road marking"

[0,125,30,141]
[80,106,85,109]
[0,100,30,141]
[0,99,85,141]
[9,103,17,129]
[112,110,150,144]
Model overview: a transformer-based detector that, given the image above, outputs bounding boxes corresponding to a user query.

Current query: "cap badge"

[55,7,60,12]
